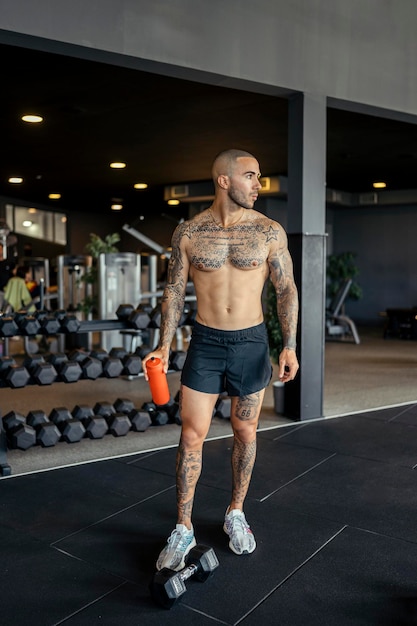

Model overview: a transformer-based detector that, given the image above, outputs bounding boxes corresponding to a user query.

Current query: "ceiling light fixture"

[111,204,123,211]
[8,177,23,184]
[167,199,180,205]
[134,183,148,189]
[49,193,61,199]
[21,114,43,123]
[110,162,126,169]
[373,181,387,189]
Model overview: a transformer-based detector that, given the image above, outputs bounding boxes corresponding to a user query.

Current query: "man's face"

[227,157,262,209]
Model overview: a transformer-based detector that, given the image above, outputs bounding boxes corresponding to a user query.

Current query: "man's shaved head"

[212,149,256,182]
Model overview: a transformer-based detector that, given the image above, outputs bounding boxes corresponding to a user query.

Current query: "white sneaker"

[156,524,196,571]
[223,508,256,555]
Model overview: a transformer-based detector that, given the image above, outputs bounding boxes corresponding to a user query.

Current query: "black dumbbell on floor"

[150,545,219,609]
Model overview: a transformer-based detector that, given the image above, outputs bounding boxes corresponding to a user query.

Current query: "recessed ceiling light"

[111,204,123,211]
[48,193,61,199]
[110,162,126,169]
[373,181,387,189]
[21,114,43,123]
[134,183,148,189]
[8,177,23,184]
[167,199,180,205]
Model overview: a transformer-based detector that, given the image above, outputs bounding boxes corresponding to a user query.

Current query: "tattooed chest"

[189,233,268,271]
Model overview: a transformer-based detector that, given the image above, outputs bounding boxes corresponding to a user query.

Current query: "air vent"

[359,192,378,205]
[170,185,189,198]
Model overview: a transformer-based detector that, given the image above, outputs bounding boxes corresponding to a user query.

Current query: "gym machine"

[123,225,196,350]
[57,255,92,312]
[98,252,141,352]
[325,278,360,344]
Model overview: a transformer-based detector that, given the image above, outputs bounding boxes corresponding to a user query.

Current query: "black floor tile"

[60,580,222,625]
[5,407,417,625]
[0,460,175,543]
[129,437,334,501]
[268,453,417,544]
[388,403,417,425]
[240,526,417,626]
[277,415,417,467]
[0,525,122,626]
[53,487,343,625]
[351,404,417,423]
[182,498,343,624]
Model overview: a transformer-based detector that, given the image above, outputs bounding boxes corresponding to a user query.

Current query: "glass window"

[12,205,67,245]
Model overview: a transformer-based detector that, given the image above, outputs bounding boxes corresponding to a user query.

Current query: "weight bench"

[326,278,360,344]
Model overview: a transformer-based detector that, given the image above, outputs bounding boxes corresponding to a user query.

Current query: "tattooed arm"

[142,222,190,379]
[268,223,299,382]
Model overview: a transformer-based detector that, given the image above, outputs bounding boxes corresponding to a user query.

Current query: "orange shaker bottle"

[146,357,170,405]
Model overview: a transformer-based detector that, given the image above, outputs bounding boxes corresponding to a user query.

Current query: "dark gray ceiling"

[1,42,417,217]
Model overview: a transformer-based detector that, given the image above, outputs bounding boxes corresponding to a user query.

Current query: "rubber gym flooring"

[2,402,417,625]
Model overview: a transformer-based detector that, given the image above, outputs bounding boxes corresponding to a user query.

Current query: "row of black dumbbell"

[2,393,233,452]
[115,302,196,330]
[2,397,183,451]
[0,346,187,388]
[0,308,87,337]
[0,303,197,338]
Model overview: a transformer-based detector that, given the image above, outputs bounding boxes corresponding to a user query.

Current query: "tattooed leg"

[229,390,265,511]
[176,439,202,529]
[175,385,218,528]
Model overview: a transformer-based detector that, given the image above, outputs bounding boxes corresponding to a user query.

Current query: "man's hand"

[142,347,170,381]
[278,347,299,383]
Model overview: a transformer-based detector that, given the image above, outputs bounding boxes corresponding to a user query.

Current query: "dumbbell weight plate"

[106,412,132,437]
[26,410,61,447]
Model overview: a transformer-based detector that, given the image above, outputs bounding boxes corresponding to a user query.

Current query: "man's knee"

[231,391,264,423]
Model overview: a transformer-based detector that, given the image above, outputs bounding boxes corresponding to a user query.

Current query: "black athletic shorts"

[181,321,273,397]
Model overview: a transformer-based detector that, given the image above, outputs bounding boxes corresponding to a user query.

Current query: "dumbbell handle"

[176,563,198,583]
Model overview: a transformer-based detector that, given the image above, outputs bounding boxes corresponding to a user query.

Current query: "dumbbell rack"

[0,316,162,477]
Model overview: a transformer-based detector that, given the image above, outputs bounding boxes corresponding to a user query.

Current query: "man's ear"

[217,174,229,190]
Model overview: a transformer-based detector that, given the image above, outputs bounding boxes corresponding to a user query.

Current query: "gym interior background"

[1,3,417,625]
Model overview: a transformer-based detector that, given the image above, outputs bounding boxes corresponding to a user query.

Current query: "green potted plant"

[326,251,362,306]
[78,232,120,316]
